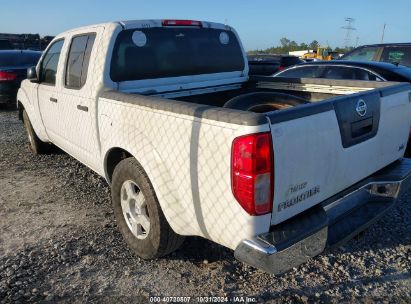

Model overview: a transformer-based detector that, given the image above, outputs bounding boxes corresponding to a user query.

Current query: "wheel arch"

[104,147,133,183]
[102,143,189,236]
[17,86,49,142]
[17,87,30,121]
[17,100,24,120]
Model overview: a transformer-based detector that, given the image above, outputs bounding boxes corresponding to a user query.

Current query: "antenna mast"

[381,23,386,43]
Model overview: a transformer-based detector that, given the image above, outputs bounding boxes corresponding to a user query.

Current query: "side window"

[324,66,370,80]
[40,40,64,85]
[275,66,323,78]
[352,68,381,81]
[323,66,381,81]
[342,47,379,61]
[323,67,350,79]
[65,34,96,89]
[381,47,411,67]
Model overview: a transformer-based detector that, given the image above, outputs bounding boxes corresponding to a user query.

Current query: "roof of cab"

[119,19,229,30]
[55,19,231,37]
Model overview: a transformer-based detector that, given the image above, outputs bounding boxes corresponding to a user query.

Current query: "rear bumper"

[234,158,411,275]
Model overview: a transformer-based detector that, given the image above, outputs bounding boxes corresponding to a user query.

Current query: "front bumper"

[234,158,411,275]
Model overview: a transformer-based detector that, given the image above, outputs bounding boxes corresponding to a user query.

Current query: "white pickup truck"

[17,19,411,274]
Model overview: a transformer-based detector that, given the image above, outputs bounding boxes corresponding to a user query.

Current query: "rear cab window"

[110,27,245,82]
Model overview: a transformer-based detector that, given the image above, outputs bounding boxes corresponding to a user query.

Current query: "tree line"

[248,37,353,55]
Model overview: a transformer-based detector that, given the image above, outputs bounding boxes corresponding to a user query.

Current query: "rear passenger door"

[57,29,102,170]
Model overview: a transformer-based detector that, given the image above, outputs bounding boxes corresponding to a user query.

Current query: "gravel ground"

[0,109,410,303]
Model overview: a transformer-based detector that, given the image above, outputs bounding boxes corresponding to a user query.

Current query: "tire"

[111,157,184,259]
[223,92,309,113]
[22,109,51,154]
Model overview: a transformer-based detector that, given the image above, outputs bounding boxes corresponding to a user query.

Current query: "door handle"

[49,97,58,103]
[77,105,88,112]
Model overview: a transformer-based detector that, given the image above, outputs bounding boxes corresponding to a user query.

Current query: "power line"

[341,17,356,48]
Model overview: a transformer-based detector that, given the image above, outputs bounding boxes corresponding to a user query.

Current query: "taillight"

[0,71,17,81]
[162,20,202,27]
[231,132,273,215]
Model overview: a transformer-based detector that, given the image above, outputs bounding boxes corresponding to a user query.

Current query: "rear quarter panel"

[98,94,272,250]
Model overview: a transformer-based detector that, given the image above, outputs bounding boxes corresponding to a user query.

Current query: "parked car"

[273,60,411,157]
[0,50,42,107]
[341,43,411,67]
[273,60,411,82]
[248,54,303,75]
[0,39,13,50]
[18,19,411,275]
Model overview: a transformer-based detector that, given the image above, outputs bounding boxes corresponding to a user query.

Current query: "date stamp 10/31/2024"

[149,296,258,303]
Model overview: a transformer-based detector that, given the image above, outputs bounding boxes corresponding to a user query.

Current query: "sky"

[1,0,409,51]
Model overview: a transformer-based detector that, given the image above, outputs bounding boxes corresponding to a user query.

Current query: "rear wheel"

[22,109,51,154]
[111,157,184,259]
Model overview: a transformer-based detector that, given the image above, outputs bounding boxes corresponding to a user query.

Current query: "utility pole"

[341,17,356,48]
[355,36,359,47]
[381,23,386,43]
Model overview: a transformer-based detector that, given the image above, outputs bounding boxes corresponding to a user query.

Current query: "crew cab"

[17,19,411,274]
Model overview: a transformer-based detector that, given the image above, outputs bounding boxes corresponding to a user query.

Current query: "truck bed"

[172,76,401,106]
[107,77,411,227]
[110,77,411,224]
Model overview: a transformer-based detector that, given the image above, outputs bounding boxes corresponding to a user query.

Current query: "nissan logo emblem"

[356,99,367,117]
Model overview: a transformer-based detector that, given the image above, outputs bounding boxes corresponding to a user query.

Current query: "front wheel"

[111,158,184,259]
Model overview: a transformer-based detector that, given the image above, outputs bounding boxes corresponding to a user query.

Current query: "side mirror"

[27,66,39,83]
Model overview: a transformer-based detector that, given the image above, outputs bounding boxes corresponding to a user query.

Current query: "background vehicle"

[248,54,303,75]
[302,46,340,61]
[274,60,411,157]
[0,39,13,50]
[0,50,42,107]
[0,34,54,51]
[273,60,411,82]
[341,43,411,67]
[17,19,411,275]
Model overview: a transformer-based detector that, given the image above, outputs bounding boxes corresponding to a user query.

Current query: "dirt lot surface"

[0,109,410,303]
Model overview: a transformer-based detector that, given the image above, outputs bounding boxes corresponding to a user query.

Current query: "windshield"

[341,46,379,61]
[110,27,245,82]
